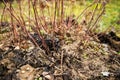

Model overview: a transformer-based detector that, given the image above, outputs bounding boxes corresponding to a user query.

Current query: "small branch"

[90,7,105,31]
[32,0,50,54]
[1,4,6,22]
[76,2,95,20]
[53,0,57,29]
[61,0,64,24]
[87,0,99,29]
[61,50,64,74]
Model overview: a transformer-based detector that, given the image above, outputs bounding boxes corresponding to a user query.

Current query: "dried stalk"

[18,1,25,25]
[32,0,50,53]
[87,0,100,30]
[90,6,105,31]
[88,0,107,32]
[53,0,57,29]
[61,0,64,24]
[61,50,64,74]
[10,3,18,41]
[1,4,6,22]
[76,2,95,20]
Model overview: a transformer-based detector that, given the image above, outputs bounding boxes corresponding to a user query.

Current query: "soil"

[0,21,120,80]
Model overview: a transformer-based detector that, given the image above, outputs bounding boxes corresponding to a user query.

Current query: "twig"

[53,0,57,29]
[61,0,64,24]
[76,2,95,20]
[87,0,100,29]
[91,9,105,31]
[1,3,6,22]
[61,50,64,73]
[32,0,50,54]
[89,4,105,31]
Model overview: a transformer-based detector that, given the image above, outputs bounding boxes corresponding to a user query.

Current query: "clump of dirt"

[98,31,120,52]
[30,33,60,52]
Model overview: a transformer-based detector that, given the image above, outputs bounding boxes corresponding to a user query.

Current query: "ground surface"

[0,22,120,80]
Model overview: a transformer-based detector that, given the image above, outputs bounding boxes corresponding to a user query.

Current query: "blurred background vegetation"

[0,0,120,34]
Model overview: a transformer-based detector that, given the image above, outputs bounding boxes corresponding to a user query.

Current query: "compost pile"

[0,20,120,80]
